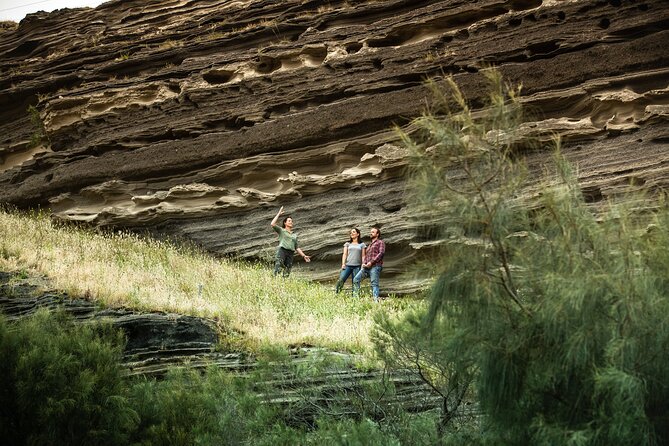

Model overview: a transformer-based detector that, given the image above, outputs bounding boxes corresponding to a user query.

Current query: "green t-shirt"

[273,225,298,251]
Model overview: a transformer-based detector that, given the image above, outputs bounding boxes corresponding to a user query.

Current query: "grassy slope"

[0,209,414,353]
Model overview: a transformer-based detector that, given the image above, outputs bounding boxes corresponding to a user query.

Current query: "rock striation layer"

[1,0,668,292]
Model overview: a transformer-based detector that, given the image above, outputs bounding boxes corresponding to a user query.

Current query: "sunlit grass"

[0,209,414,353]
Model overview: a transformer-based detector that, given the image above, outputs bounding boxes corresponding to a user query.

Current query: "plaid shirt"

[364,238,385,267]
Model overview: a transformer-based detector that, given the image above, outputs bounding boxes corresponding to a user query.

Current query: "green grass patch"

[0,208,415,353]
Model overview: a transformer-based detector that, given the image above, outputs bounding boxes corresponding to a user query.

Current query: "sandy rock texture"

[1,0,668,293]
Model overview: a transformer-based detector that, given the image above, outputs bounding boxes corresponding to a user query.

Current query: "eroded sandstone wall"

[1,0,668,293]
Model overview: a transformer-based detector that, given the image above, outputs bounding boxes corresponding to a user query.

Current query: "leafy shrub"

[127,367,281,445]
[27,104,48,148]
[0,310,136,445]
[305,417,399,445]
[373,308,475,437]
[399,69,669,445]
[0,311,299,445]
[0,308,461,444]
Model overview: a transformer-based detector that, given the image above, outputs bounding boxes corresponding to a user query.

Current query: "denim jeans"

[353,265,382,301]
[335,265,361,294]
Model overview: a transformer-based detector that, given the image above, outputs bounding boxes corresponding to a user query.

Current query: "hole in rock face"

[508,0,542,10]
[167,82,181,93]
[582,185,604,203]
[372,58,383,70]
[6,40,39,58]
[598,18,611,29]
[526,40,560,56]
[557,11,566,20]
[345,42,362,53]
[255,56,281,74]
[343,62,353,69]
[202,69,235,84]
[455,29,470,40]
[302,46,327,63]
[509,17,522,27]
[629,176,646,186]
[382,202,402,213]
[367,34,404,48]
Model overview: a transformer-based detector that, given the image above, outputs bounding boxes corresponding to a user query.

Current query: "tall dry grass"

[0,209,409,352]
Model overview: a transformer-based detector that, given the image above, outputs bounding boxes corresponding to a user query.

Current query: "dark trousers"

[274,247,294,277]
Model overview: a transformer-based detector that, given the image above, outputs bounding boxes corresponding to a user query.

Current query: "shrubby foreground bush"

[0,310,447,445]
[0,310,134,445]
[387,69,669,445]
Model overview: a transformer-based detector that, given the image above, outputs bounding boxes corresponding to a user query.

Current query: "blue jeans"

[335,265,361,293]
[353,265,382,301]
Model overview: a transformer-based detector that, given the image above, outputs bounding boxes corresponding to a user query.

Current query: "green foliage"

[0,310,136,445]
[0,310,470,444]
[0,207,398,353]
[373,308,475,436]
[128,367,279,445]
[400,69,669,445]
[305,417,400,445]
[27,104,48,148]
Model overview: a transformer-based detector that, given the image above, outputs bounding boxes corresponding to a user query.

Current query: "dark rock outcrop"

[1,0,668,292]
[0,270,226,375]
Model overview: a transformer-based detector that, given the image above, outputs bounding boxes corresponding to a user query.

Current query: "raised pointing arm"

[271,206,284,227]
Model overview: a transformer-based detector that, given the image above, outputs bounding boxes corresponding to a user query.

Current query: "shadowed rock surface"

[1,0,668,293]
[0,270,224,375]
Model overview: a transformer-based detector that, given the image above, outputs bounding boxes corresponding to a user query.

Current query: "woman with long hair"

[335,227,366,294]
[270,206,311,277]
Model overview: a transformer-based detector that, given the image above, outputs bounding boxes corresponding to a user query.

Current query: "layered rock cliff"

[1,0,668,293]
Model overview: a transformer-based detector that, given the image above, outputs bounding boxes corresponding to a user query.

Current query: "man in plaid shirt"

[353,226,386,301]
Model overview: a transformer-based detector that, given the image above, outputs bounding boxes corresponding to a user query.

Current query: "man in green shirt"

[270,206,311,277]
